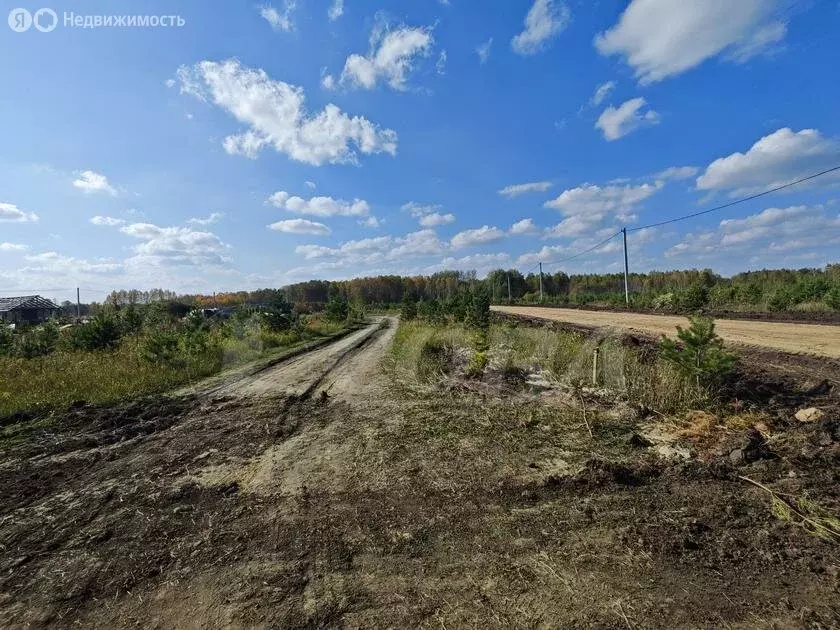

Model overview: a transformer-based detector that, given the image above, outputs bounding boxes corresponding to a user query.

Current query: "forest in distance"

[92,263,840,315]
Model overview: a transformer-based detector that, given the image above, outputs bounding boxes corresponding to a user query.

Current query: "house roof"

[0,295,61,312]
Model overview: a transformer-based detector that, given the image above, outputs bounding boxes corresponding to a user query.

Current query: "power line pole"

[76,287,81,321]
[622,227,630,305]
[538,262,544,302]
[507,272,511,303]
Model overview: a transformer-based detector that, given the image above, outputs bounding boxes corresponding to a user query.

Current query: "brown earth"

[1,316,838,628]
[493,305,840,358]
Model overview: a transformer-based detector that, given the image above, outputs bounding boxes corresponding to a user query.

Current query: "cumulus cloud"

[339,21,435,91]
[72,170,118,196]
[450,225,506,249]
[295,229,443,262]
[176,59,397,165]
[0,242,27,252]
[327,0,343,21]
[90,216,125,227]
[666,205,840,258]
[0,202,39,223]
[419,212,455,227]
[359,216,382,228]
[476,37,493,64]
[119,222,230,267]
[590,80,616,106]
[304,180,317,189]
[510,218,538,235]
[260,1,295,32]
[696,128,840,196]
[595,97,660,141]
[268,218,331,235]
[498,181,552,198]
[267,191,370,217]
[22,251,122,275]
[655,166,699,181]
[511,0,570,56]
[543,181,662,237]
[595,0,787,84]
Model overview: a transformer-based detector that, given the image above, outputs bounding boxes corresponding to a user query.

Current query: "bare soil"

[493,305,840,358]
[1,316,838,628]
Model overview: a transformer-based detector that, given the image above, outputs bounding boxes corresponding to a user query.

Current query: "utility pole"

[538,262,544,302]
[622,227,630,305]
[76,287,81,321]
[507,272,511,303]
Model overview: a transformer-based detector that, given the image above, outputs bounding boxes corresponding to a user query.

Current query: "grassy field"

[388,319,700,413]
[0,317,351,418]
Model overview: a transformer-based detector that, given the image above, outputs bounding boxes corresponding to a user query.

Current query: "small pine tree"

[400,294,418,321]
[659,315,736,391]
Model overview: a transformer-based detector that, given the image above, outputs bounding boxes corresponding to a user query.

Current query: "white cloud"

[511,0,570,56]
[90,216,125,227]
[177,59,398,165]
[339,22,435,91]
[304,180,316,189]
[402,201,440,217]
[267,191,370,217]
[436,50,447,76]
[72,170,118,196]
[595,0,787,84]
[295,229,443,262]
[498,181,552,198]
[666,205,840,258]
[359,216,382,228]
[0,203,39,223]
[595,97,660,141]
[22,251,122,275]
[655,166,699,181]
[0,242,27,252]
[476,37,493,64]
[268,218,331,235]
[450,225,506,249]
[119,222,230,267]
[510,218,538,235]
[187,212,225,226]
[327,0,344,21]
[545,181,661,216]
[696,128,840,196]
[418,212,455,227]
[590,80,616,106]
[321,73,336,90]
[260,1,295,32]
[436,252,511,274]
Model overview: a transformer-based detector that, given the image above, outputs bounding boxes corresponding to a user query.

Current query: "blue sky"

[2,0,840,302]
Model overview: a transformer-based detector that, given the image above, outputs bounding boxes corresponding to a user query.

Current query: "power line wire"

[540,230,622,268]
[629,165,840,232]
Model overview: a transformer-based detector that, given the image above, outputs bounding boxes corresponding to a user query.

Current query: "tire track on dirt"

[216,317,393,400]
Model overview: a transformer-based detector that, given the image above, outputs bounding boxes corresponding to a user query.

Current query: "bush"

[767,288,792,312]
[466,285,490,329]
[65,314,122,351]
[824,287,840,310]
[674,285,708,311]
[400,295,418,321]
[659,316,736,391]
[652,292,675,311]
[325,295,349,322]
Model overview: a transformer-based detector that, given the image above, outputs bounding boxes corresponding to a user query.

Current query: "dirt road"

[2,314,838,628]
[493,305,840,358]
[217,317,394,400]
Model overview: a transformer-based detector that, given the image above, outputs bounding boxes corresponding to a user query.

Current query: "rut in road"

[216,316,394,401]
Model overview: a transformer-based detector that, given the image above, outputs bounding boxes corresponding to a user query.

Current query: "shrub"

[674,285,709,311]
[325,295,349,322]
[466,285,490,329]
[66,314,122,351]
[767,288,792,312]
[659,316,736,391]
[824,287,840,310]
[140,329,182,365]
[400,295,418,321]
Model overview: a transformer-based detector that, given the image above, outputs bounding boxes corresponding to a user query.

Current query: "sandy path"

[219,317,395,400]
[492,305,840,358]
